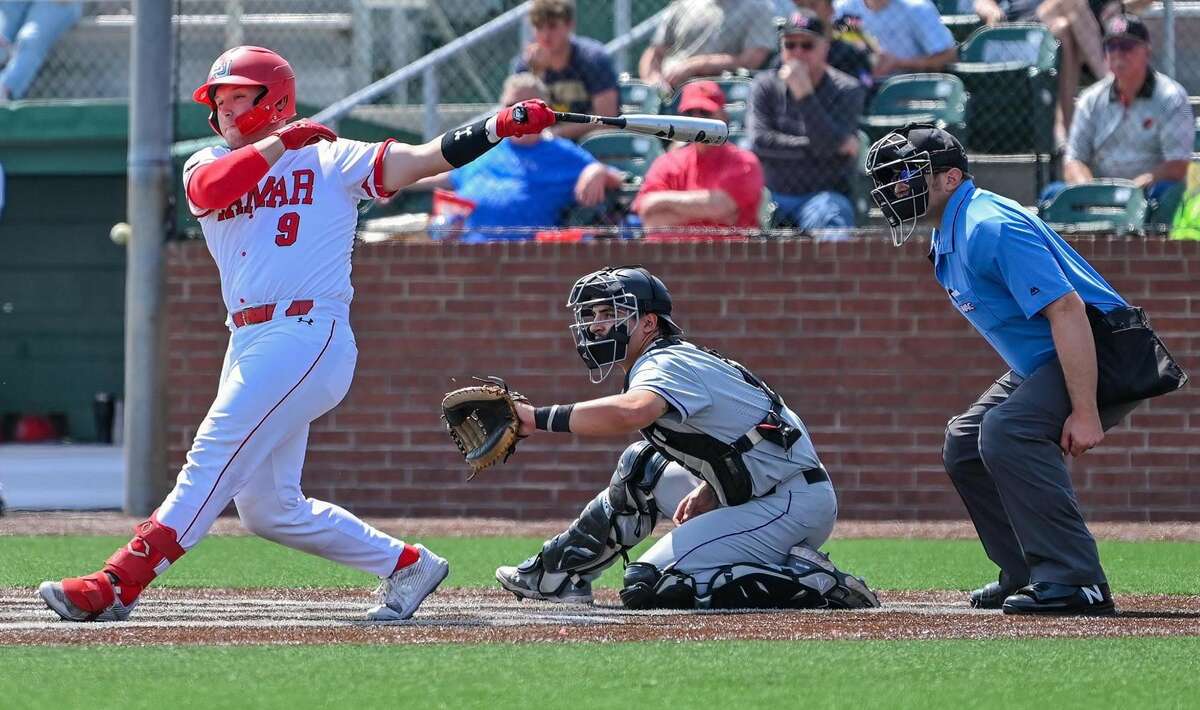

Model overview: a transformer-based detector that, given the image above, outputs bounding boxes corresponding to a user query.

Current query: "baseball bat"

[554,111,728,145]
[508,105,728,145]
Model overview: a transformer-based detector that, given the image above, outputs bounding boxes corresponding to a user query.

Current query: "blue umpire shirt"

[931,180,1128,378]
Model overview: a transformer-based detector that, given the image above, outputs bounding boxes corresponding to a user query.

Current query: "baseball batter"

[496,266,879,610]
[38,45,556,622]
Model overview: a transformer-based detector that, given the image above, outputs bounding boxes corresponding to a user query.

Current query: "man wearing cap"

[632,80,765,239]
[790,0,877,93]
[833,0,956,79]
[492,265,879,611]
[1048,13,1193,208]
[865,123,1149,616]
[749,9,866,232]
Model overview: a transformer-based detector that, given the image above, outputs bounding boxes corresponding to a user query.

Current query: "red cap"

[678,80,725,115]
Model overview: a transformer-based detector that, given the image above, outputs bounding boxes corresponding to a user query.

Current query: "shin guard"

[101,516,186,604]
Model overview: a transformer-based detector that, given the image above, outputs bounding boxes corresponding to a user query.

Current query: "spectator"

[1043,14,1192,208]
[512,0,618,141]
[791,0,876,92]
[633,80,765,240]
[0,1,83,101]
[638,0,778,93]
[833,0,956,79]
[749,10,865,231]
[414,74,625,242]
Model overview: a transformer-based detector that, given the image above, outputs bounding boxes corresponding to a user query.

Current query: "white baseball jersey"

[182,138,395,316]
[154,137,414,584]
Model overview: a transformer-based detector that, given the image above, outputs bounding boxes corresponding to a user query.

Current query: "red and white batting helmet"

[192,46,296,137]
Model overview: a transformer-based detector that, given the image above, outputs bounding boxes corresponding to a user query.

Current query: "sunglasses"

[783,40,817,51]
[1104,37,1143,53]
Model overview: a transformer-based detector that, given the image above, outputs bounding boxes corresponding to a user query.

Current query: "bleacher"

[23,0,1199,236]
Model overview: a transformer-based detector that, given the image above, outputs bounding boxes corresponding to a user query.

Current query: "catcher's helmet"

[567,266,683,383]
[192,46,297,138]
[865,123,968,246]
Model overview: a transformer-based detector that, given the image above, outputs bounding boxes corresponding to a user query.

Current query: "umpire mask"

[865,123,968,246]
[567,266,682,384]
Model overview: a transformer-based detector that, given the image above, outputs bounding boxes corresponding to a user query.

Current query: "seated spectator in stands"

[833,0,956,79]
[749,10,865,231]
[632,80,765,240]
[0,0,83,101]
[1042,14,1192,209]
[791,0,876,92]
[512,0,618,141]
[638,0,778,93]
[414,74,625,242]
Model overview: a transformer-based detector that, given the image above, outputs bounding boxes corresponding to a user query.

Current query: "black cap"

[902,123,968,173]
[1103,13,1150,45]
[776,9,826,38]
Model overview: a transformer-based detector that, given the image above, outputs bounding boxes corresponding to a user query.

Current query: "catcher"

[443,265,878,610]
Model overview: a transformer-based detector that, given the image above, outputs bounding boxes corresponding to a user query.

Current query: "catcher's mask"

[567,265,682,384]
[865,123,968,246]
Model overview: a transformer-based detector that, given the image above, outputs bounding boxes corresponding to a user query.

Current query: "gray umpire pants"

[942,359,1140,587]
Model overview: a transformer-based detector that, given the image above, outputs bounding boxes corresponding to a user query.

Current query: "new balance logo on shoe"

[1081,585,1105,604]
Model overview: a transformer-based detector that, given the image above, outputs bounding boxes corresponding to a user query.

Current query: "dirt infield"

[4,512,1199,541]
[2,588,1198,646]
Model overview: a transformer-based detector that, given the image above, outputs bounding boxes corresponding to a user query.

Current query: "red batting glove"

[495,99,556,138]
[272,119,337,150]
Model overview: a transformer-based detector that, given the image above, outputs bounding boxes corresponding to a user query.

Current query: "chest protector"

[625,339,801,506]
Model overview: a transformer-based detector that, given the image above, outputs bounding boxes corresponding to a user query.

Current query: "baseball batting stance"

[38,45,557,622]
[450,266,878,610]
[866,123,1186,615]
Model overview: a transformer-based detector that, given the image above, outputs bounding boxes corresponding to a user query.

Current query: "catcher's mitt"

[441,376,529,478]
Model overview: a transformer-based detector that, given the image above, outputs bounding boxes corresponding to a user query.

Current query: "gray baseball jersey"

[626,339,823,498]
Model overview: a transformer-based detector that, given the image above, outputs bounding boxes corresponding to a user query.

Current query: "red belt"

[232,299,314,328]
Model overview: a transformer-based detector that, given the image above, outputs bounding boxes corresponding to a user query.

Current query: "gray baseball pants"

[942,359,1140,587]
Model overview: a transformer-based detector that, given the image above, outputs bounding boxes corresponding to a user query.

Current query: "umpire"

[865,124,1187,615]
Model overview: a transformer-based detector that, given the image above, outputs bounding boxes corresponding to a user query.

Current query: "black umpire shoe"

[1001,582,1116,616]
[969,581,1022,609]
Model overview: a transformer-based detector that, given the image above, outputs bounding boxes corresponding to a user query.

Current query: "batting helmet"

[567,265,683,383]
[192,46,296,138]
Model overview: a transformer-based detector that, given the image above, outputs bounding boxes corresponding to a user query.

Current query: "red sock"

[393,544,420,572]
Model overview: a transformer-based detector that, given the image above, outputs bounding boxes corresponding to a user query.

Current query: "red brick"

[163,240,1200,519]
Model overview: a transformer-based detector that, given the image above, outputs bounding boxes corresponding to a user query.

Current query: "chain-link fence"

[16,0,1195,239]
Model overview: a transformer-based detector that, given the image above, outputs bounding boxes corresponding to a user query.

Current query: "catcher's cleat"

[495,564,594,604]
[786,545,880,609]
[38,574,138,622]
[366,544,449,621]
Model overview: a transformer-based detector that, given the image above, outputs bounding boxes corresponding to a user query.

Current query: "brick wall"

[165,238,1200,521]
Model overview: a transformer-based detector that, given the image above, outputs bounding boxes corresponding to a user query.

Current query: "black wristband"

[534,404,573,433]
[440,118,499,168]
[534,406,552,431]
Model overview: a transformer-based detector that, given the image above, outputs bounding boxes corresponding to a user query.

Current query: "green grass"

[3,639,1198,709]
[2,535,1198,594]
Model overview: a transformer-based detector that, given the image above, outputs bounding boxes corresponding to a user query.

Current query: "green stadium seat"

[932,0,983,43]
[578,130,665,178]
[858,73,968,145]
[1190,96,1200,152]
[1040,179,1148,235]
[617,76,662,115]
[1147,181,1186,232]
[852,129,874,226]
[950,23,1059,156]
